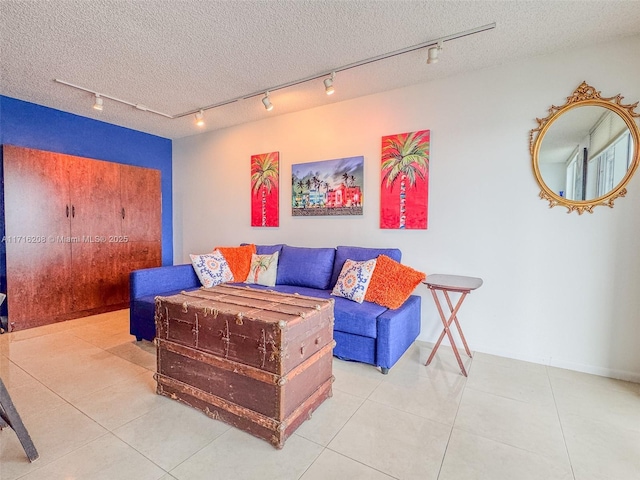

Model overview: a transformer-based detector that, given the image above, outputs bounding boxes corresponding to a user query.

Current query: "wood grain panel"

[120,164,161,242]
[118,240,161,303]
[3,146,163,331]
[69,157,121,237]
[68,156,123,311]
[3,145,73,330]
[71,241,125,311]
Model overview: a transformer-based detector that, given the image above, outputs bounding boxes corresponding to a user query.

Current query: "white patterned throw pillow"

[331,258,377,303]
[245,251,279,287]
[190,250,234,287]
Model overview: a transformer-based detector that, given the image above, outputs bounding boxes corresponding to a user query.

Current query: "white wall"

[173,35,640,382]
[539,162,566,196]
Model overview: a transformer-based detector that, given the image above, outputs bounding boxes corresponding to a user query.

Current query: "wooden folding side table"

[424,274,483,377]
[0,378,39,462]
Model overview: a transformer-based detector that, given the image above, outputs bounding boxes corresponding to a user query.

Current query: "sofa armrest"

[376,295,421,371]
[130,264,200,299]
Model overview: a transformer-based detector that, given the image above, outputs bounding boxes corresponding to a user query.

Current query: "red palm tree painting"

[251,152,279,227]
[380,130,429,229]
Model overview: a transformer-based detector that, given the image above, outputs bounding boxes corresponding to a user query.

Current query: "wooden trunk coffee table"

[154,284,335,449]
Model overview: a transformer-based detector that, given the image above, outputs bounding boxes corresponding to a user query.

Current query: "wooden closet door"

[119,164,162,296]
[3,148,163,331]
[120,164,161,242]
[69,157,124,311]
[3,145,72,331]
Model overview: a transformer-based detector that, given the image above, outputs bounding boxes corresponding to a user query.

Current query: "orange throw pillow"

[214,244,256,282]
[364,254,426,309]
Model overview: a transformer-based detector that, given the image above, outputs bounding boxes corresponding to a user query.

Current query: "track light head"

[324,72,335,95]
[427,42,442,64]
[93,94,103,111]
[262,92,273,111]
[195,109,205,127]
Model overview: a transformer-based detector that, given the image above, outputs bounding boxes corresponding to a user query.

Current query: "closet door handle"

[122,208,125,219]
[72,205,75,218]
[66,205,69,218]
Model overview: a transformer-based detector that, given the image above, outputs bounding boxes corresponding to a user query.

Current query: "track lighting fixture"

[195,109,205,127]
[55,22,495,128]
[93,94,103,111]
[262,92,273,111]
[324,72,335,95]
[427,42,443,64]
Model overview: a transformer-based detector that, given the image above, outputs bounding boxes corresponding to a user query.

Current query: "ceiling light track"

[54,22,495,122]
[54,79,174,118]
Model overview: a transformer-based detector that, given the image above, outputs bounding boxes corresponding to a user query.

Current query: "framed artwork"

[292,156,364,216]
[380,130,430,229]
[251,152,279,227]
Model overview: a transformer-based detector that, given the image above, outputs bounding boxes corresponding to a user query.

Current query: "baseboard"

[7,302,129,333]
[546,358,640,384]
[418,336,640,384]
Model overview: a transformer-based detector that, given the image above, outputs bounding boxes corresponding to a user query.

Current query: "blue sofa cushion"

[276,245,336,290]
[137,288,196,307]
[243,243,285,255]
[329,246,402,288]
[130,264,200,299]
[241,284,384,339]
[332,296,385,338]
[130,286,200,341]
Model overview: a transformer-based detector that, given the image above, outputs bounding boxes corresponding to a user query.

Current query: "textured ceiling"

[2,1,640,139]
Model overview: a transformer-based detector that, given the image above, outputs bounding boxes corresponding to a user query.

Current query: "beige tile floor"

[1,309,639,480]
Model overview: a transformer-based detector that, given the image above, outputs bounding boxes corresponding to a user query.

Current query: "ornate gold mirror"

[530,82,640,214]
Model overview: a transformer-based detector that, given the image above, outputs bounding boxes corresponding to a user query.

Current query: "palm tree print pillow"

[246,252,279,287]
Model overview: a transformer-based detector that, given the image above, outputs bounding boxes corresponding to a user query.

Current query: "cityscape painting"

[380,130,430,229]
[291,156,364,216]
[251,151,279,227]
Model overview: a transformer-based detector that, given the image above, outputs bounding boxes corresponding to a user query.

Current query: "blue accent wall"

[0,153,5,317]
[0,95,173,267]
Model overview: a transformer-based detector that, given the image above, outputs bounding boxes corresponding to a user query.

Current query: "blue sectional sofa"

[130,245,421,374]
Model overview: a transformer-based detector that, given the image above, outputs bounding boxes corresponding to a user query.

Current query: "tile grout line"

[9,432,114,480]
[299,379,379,478]
[5,368,101,480]
[546,365,578,480]
[4,316,170,479]
[119,425,214,478]
[435,351,473,480]
[297,363,399,479]
[448,362,580,470]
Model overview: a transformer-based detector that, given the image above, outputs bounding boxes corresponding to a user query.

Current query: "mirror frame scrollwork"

[530,81,640,214]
